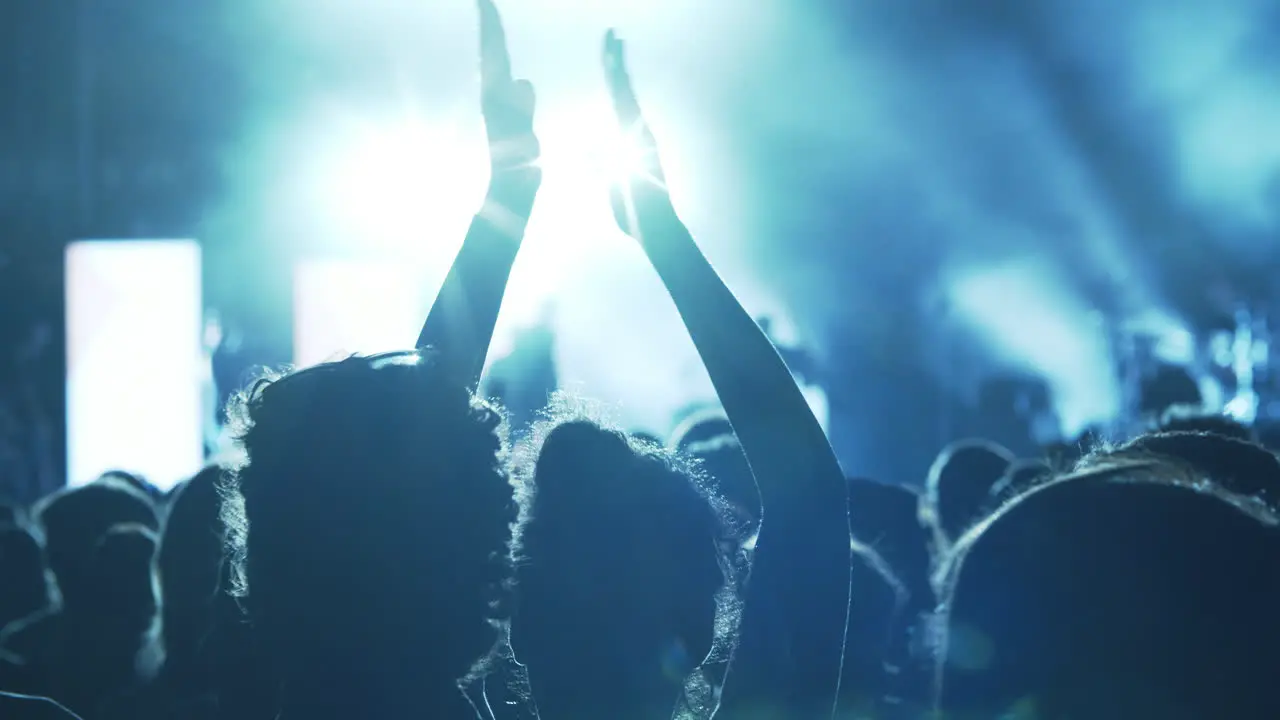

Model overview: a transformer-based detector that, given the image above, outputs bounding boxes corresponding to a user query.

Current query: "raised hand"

[597,30,854,715]
[601,29,678,239]
[480,0,541,216]
[414,0,541,385]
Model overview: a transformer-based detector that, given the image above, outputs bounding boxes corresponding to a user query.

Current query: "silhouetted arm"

[602,31,851,713]
[416,0,541,387]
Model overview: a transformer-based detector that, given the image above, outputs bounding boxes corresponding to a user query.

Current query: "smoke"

[204,0,1280,440]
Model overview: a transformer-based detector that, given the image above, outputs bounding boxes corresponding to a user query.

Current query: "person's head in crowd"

[155,467,224,695]
[0,476,158,710]
[987,459,1052,503]
[839,534,919,714]
[1088,430,1280,502]
[921,439,1014,547]
[98,470,164,505]
[0,520,51,631]
[0,520,162,718]
[1156,405,1255,442]
[34,476,158,610]
[670,410,734,451]
[1140,364,1203,418]
[847,477,930,598]
[510,395,741,720]
[221,351,522,717]
[671,409,759,526]
[933,452,1280,719]
[89,523,162,636]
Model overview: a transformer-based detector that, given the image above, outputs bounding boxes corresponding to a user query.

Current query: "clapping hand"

[479,0,541,217]
[602,29,679,239]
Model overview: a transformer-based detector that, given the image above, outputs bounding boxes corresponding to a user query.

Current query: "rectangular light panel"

[66,240,203,490]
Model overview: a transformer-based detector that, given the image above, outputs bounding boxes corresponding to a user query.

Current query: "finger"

[478,0,513,87]
[513,78,536,118]
[602,30,642,128]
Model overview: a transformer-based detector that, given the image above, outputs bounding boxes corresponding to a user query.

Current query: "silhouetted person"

[0,521,52,634]
[155,469,275,720]
[602,32,852,715]
[96,471,164,505]
[1140,363,1203,419]
[220,352,522,718]
[1101,430,1280,503]
[836,535,916,717]
[217,0,545,715]
[1,521,161,719]
[847,477,930,599]
[0,476,158,716]
[921,439,1014,550]
[157,470,222,673]
[671,411,760,530]
[510,407,739,720]
[845,474,933,710]
[934,454,1280,718]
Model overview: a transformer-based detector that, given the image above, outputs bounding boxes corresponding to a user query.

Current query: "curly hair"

[217,351,524,684]
[1078,430,1280,505]
[507,393,745,720]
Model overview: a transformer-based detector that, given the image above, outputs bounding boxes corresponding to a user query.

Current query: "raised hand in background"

[602,29,678,240]
[599,29,854,718]
[416,0,542,385]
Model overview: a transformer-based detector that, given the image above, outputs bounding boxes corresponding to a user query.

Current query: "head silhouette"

[98,470,163,504]
[511,399,738,720]
[0,521,51,630]
[89,523,160,625]
[847,478,931,636]
[1088,430,1280,505]
[155,467,225,695]
[221,351,521,716]
[922,439,1014,546]
[0,520,161,718]
[934,457,1280,718]
[1157,408,1254,442]
[1140,364,1203,416]
[671,410,759,527]
[670,410,734,452]
[34,476,158,610]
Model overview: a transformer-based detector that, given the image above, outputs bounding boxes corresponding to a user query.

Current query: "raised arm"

[601,31,852,714]
[416,0,541,387]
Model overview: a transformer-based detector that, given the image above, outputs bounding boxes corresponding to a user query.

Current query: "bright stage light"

[288,107,487,265]
[288,97,662,361]
[285,99,791,437]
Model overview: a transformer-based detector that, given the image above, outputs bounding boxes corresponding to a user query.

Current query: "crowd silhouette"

[3,1,1280,718]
